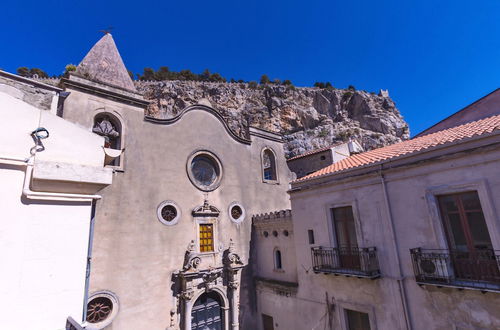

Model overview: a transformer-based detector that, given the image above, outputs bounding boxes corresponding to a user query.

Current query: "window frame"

[308,229,315,245]
[156,200,181,226]
[425,179,500,251]
[261,147,279,184]
[186,150,224,192]
[85,290,120,329]
[196,217,218,254]
[344,309,372,330]
[437,191,493,253]
[92,109,126,171]
[273,248,283,271]
[199,223,215,253]
[326,200,363,248]
[335,300,377,330]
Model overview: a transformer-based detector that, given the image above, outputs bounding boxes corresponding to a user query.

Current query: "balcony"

[311,246,380,279]
[410,248,500,292]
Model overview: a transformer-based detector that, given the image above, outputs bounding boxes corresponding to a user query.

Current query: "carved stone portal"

[174,238,244,330]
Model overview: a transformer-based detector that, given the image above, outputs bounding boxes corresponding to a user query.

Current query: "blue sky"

[1,0,499,135]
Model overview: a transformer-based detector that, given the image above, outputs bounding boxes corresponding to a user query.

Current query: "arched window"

[274,249,282,270]
[262,148,277,182]
[93,113,123,167]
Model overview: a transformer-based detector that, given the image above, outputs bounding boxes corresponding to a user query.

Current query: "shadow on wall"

[239,226,259,329]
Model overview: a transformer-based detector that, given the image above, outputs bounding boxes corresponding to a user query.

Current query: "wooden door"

[438,191,499,283]
[192,292,223,330]
[332,206,360,269]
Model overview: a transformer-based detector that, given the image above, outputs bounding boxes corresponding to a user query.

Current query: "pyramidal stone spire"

[76,33,136,92]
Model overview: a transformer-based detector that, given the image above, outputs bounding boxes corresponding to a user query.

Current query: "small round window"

[86,291,119,329]
[157,201,181,226]
[187,151,222,191]
[229,202,245,223]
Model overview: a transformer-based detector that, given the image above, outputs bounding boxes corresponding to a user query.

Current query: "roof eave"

[291,130,500,191]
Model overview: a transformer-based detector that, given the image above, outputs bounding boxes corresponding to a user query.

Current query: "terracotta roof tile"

[296,114,500,183]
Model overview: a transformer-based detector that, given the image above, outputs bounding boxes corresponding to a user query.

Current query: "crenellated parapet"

[252,209,293,234]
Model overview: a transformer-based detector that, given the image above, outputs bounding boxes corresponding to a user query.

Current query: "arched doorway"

[191,291,224,330]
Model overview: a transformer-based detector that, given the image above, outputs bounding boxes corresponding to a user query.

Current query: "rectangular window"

[331,206,360,270]
[345,309,371,330]
[438,191,492,252]
[199,224,214,252]
[308,229,315,244]
[332,206,358,247]
[437,191,498,281]
[262,314,274,330]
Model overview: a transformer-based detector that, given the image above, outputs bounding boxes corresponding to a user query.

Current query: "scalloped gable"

[75,34,136,92]
[144,104,252,145]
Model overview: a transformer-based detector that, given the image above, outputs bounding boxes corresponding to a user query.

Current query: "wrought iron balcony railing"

[311,246,380,279]
[410,248,500,292]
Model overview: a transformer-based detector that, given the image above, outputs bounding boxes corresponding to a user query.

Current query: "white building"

[0,71,113,330]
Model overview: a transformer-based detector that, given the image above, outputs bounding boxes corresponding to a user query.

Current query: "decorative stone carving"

[202,269,223,292]
[166,308,176,330]
[180,288,194,301]
[192,199,220,218]
[183,240,201,271]
[223,239,243,267]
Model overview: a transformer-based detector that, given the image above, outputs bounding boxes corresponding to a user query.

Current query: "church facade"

[2,33,499,330]
[57,34,292,329]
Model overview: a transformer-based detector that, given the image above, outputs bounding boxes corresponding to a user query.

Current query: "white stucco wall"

[0,89,112,329]
[0,91,105,167]
[0,165,92,330]
[287,138,500,330]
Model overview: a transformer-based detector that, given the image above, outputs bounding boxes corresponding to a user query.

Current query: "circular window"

[187,151,222,191]
[86,291,119,329]
[263,231,269,237]
[228,202,245,223]
[273,230,278,237]
[157,201,181,226]
[283,230,289,237]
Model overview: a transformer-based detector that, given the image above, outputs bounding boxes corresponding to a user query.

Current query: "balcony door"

[332,206,360,270]
[438,191,499,283]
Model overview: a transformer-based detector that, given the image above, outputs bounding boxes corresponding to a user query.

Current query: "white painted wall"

[0,91,105,167]
[0,166,92,330]
[0,90,112,329]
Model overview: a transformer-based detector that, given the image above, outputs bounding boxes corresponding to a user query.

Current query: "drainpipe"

[379,167,413,330]
[0,156,29,165]
[82,201,97,323]
[1,156,102,201]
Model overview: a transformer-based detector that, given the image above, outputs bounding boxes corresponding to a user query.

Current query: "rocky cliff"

[135,81,409,158]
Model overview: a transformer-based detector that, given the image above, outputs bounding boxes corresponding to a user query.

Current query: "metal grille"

[199,224,214,252]
[410,248,500,291]
[231,205,242,220]
[161,205,177,222]
[311,246,380,278]
[86,297,113,323]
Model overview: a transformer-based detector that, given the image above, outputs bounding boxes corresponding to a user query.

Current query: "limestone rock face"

[136,81,410,158]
